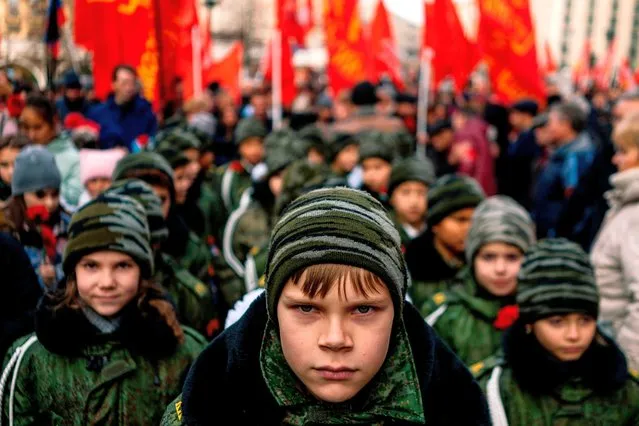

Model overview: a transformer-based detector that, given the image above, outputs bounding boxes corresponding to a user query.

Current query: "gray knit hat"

[465,196,536,264]
[388,157,436,197]
[235,118,267,145]
[358,131,396,164]
[11,146,62,196]
[427,174,485,226]
[63,193,153,278]
[517,238,599,323]
[105,179,168,245]
[265,187,407,321]
[327,133,358,162]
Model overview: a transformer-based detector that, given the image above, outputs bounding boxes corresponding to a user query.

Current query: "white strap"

[222,188,253,277]
[425,304,448,327]
[486,366,509,426]
[244,254,258,293]
[221,167,235,212]
[0,335,38,426]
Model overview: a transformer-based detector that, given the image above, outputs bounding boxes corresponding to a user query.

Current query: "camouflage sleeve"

[160,396,184,426]
[214,253,246,308]
[2,336,39,426]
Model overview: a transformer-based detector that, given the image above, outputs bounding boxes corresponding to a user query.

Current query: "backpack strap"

[0,335,39,426]
[486,365,509,426]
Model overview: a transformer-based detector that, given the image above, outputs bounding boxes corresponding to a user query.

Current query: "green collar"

[260,321,425,425]
[46,134,73,153]
[451,268,503,321]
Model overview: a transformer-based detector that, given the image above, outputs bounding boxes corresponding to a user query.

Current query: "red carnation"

[136,134,150,147]
[7,94,25,118]
[40,225,57,260]
[494,305,520,330]
[26,205,50,224]
[229,161,244,173]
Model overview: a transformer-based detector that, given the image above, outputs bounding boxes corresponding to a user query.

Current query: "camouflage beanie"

[465,196,536,264]
[388,157,436,197]
[517,238,599,323]
[265,147,297,178]
[265,187,407,322]
[156,145,190,170]
[112,152,175,198]
[274,160,332,216]
[63,193,153,278]
[358,131,396,163]
[298,124,327,156]
[155,128,201,152]
[105,179,168,246]
[427,174,485,226]
[235,118,267,145]
[327,133,358,162]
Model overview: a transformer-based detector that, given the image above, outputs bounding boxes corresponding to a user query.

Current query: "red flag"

[635,65,639,85]
[202,10,214,75]
[279,0,305,45]
[323,0,368,96]
[617,57,637,91]
[204,42,244,104]
[543,41,557,74]
[369,1,404,90]
[573,40,592,86]
[261,34,296,107]
[74,0,159,106]
[298,0,315,38]
[594,39,616,90]
[477,0,545,104]
[424,0,478,92]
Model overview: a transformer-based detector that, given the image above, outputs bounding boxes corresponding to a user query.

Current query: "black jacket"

[0,233,42,359]
[179,293,490,425]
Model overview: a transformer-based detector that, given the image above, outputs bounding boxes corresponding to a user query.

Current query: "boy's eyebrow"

[280,293,390,306]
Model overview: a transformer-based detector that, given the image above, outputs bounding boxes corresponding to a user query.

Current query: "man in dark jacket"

[55,71,90,121]
[87,65,157,151]
[0,232,42,359]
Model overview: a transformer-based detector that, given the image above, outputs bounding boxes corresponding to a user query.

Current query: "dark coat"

[167,293,490,425]
[0,233,42,360]
[87,94,157,151]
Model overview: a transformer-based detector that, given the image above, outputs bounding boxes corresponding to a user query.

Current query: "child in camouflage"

[1,193,205,425]
[474,238,639,425]
[161,187,491,425]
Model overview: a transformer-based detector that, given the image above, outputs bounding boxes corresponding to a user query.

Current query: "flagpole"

[272,30,283,130]
[416,48,432,160]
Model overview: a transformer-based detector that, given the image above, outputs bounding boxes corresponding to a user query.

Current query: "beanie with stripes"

[517,238,599,323]
[465,196,536,264]
[265,187,407,321]
[427,174,485,226]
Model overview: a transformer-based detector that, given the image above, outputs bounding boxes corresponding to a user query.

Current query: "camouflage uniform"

[214,118,267,215]
[421,267,505,366]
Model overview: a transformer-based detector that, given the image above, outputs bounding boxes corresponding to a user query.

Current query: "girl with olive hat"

[474,239,639,425]
[1,193,205,425]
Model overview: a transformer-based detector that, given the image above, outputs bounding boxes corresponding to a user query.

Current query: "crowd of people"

[1,61,639,424]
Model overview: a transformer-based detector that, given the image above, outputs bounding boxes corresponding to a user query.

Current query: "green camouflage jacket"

[220,198,272,307]
[172,229,215,284]
[474,350,639,425]
[215,160,253,215]
[2,303,206,426]
[196,180,226,244]
[155,253,218,339]
[420,267,505,366]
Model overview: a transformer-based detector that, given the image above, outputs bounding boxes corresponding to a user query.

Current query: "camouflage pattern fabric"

[259,322,425,425]
[2,328,205,426]
[235,118,267,145]
[214,161,253,215]
[421,267,504,366]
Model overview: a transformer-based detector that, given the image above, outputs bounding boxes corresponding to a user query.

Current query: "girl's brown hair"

[0,134,30,151]
[613,112,639,150]
[54,274,185,343]
[289,263,386,301]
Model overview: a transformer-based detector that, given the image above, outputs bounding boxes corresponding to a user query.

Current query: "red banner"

[204,42,244,104]
[477,0,545,104]
[573,40,592,86]
[74,0,159,106]
[369,0,404,90]
[594,39,616,90]
[424,0,478,92]
[543,41,557,74]
[323,0,367,96]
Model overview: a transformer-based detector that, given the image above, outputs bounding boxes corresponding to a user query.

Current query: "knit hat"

[327,133,358,162]
[265,187,407,321]
[388,157,436,197]
[156,146,190,170]
[465,196,536,264]
[105,179,168,245]
[79,149,126,186]
[351,81,378,106]
[274,160,333,216]
[63,193,154,278]
[112,152,175,199]
[517,238,599,323]
[235,118,267,145]
[427,174,485,226]
[11,146,62,196]
[358,131,396,163]
[155,128,201,153]
[511,99,539,116]
[298,124,327,156]
[188,112,216,139]
[428,119,452,138]
[265,147,298,178]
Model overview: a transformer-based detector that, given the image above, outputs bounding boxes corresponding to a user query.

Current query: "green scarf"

[260,321,425,425]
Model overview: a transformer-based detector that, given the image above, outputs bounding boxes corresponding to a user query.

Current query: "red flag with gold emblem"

[204,42,244,104]
[477,0,545,104]
[323,0,368,96]
[74,0,159,106]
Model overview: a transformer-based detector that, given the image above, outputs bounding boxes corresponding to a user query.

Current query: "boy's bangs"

[290,263,385,300]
